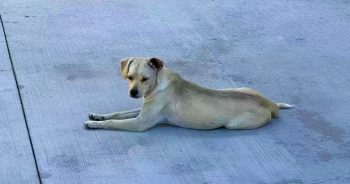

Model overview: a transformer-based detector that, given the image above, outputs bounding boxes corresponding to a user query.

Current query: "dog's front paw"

[84,121,102,129]
[88,113,105,121]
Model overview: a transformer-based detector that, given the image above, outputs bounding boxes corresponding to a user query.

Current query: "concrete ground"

[1,0,350,183]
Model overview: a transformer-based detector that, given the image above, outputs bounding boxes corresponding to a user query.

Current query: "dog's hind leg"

[225,110,272,130]
[89,108,141,121]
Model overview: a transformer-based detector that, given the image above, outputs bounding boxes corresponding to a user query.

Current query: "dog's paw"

[88,113,105,121]
[84,121,102,129]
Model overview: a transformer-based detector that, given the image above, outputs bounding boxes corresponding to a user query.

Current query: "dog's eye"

[141,77,149,82]
[127,76,133,80]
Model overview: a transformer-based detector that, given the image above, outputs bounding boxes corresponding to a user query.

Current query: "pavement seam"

[0,13,43,184]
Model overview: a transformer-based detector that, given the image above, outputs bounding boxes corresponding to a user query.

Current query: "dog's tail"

[276,103,294,109]
[271,102,293,118]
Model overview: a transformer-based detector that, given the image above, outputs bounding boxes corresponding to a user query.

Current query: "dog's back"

[171,75,279,117]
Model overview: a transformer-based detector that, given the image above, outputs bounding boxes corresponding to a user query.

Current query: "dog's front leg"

[86,96,166,131]
[85,107,161,131]
[88,108,141,121]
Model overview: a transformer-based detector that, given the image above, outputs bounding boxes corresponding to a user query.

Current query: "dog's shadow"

[143,121,277,139]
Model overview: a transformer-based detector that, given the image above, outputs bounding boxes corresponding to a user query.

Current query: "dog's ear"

[120,57,133,79]
[148,57,164,70]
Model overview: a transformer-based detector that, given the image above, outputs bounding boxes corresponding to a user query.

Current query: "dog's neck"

[143,68,173,102]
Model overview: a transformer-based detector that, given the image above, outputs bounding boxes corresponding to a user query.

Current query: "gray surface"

[0,16,39,183]
[1,0,350,183]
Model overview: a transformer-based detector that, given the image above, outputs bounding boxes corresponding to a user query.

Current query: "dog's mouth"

[129,93,141,99]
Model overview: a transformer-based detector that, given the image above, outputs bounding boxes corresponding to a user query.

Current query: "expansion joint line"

[0,13,43,184]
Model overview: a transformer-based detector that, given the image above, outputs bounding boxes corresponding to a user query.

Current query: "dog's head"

[120,57,164,98]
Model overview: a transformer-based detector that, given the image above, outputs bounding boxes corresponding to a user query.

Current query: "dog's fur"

[85,57,293,131]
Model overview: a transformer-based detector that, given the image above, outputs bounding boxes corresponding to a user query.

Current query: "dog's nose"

[130,89,138,97]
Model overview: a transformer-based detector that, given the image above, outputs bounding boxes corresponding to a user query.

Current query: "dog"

[85,57,293,131]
